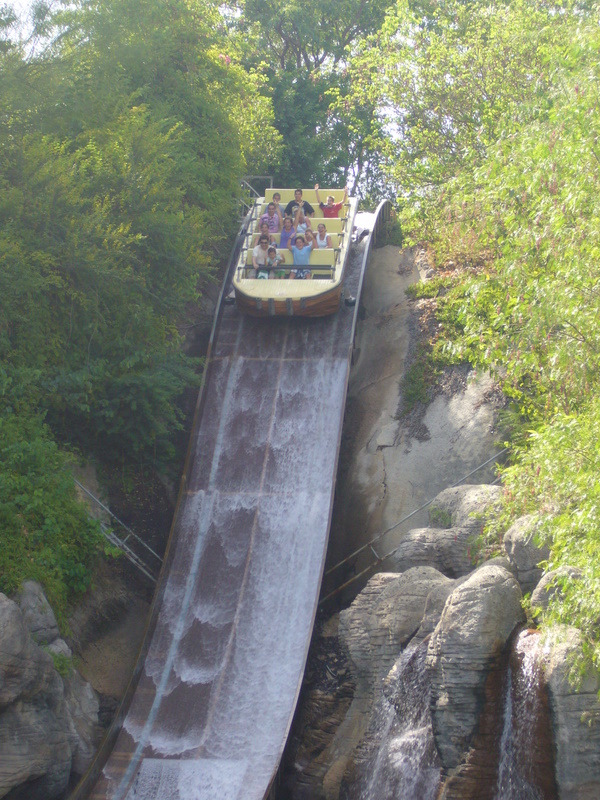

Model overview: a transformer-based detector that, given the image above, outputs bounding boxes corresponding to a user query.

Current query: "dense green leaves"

[370,3,600,667]
[0,407,103,619]
[341,0,566,207]
[1,0,278,466]
[229,0,394,189]
[0,0,281,608]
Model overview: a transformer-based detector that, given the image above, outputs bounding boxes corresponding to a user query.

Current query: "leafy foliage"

[340,0,566,209]
[369,3,600,666]
[338,0,600,666]
[229,0,395,189]
[0,0,282,466]
[0,406,103,620]
[0,0,281,610]
[499,405,600,670]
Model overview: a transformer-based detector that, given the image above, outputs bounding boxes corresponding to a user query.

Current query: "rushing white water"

[495,631,546,800]
[348,629,556,800]
[352,640,441,800]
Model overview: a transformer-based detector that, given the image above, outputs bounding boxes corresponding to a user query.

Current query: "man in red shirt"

[315,184,348,218]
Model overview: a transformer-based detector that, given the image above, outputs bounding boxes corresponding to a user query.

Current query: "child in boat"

[314,184,348,218]
[287,234,312,280]
[257,246,285,279]
[314,222,332,248]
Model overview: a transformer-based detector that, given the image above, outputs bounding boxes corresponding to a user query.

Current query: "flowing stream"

[349,629,556,799]
[494,630,556,800]
[351,639,441,800]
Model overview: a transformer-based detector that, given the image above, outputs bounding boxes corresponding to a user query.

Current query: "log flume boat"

[233,188,358,317]
[70,198,391,800]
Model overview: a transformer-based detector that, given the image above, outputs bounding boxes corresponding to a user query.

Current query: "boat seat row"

[244,247,339,267]
[247,232,342,248]
[252,214,347,233]
[262,188,347,206]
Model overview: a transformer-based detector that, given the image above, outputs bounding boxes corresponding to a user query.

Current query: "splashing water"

[495,630,552,800]
[352,640,441,800]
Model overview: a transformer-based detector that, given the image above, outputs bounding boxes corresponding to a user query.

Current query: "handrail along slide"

[70,198,392,800]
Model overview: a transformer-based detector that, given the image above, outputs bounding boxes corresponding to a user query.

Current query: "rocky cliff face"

[280,245,600,799]
[0,583,100,799]
[286,482,600,800]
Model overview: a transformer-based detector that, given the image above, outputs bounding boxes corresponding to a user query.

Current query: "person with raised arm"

[314,183,348,218]
[293,204,312,236]
[284,188,315,219]
[287,233,313,280]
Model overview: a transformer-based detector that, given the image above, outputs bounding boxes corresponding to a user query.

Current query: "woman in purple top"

[279,216,296,249]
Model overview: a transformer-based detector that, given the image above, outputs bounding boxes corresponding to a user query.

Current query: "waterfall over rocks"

[344,640,440,800]
[343,630,557,800]
[280,482,600,798]
[495,630,557,800]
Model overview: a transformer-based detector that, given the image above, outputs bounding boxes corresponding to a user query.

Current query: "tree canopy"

[354,0,600,669]
[0,0,280,611]
[227,0,395,189]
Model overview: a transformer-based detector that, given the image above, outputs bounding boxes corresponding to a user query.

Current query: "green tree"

[396,7,600,669]
[0,0,281,610]
[0,401,103,620]
[340,0,565,210]
[229,0,395,189]
[1,0,284,465]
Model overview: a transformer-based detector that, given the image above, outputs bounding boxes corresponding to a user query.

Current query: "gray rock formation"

[339,567,450,698]
[321,568,450,799]
[414,575,467,643]
[427,564,525,771]
[389,526,476,578]
[0,593,75,798]
[17,580,60,646]
[531,566,583,613]
[503,515,550,593]
[0,595,54,709]
[63,669,101,776]
[429,484,502,530]
[544,627,600,800]
[0,588,100,798]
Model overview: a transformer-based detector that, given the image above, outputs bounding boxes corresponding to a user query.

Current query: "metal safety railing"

[319,448,509,605]
[74,479,162,583]
[236,200,265,280]
[239,176,272,219]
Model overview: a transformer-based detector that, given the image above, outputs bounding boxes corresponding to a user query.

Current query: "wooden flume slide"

[70,201,392,800]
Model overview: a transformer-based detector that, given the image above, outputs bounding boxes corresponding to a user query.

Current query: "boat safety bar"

[320,448,509,605]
